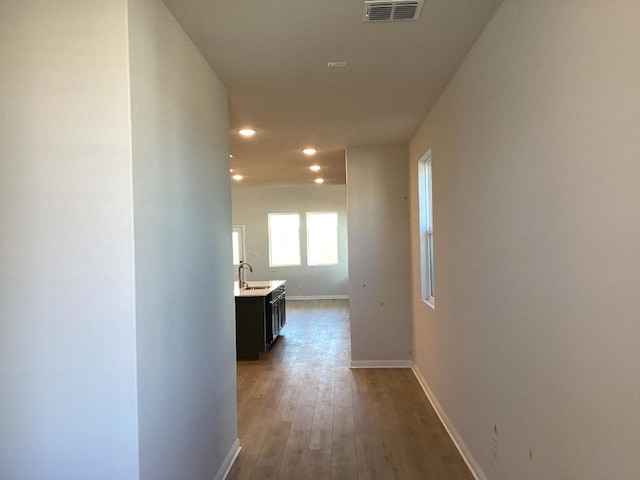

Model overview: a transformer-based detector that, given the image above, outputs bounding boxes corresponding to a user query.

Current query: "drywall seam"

[411,364,486,480]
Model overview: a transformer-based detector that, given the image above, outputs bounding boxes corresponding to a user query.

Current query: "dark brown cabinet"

[267,283,286,347]
[235,282,286,360]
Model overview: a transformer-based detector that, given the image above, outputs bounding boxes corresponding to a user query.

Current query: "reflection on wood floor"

[227,299,473,480]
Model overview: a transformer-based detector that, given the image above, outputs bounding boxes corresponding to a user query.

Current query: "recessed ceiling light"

[303,148,317,156]
[232,174,243,181]
[230,169,234,172]
[238,129,256,137]
[229,154,233,158]
[310,165,321,172]
[314,178,324,184]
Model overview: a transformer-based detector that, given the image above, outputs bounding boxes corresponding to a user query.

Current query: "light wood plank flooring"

[227,300,473,480]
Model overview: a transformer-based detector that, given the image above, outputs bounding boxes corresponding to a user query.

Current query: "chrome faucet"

[238,261,253,289]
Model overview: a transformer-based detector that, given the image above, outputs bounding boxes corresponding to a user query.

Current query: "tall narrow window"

[307,212,339,266]
[268,213,301,266]
[232,225,245,265]
[418,151,434,305]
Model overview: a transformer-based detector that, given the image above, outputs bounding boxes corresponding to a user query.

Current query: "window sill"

[422,297,435,309]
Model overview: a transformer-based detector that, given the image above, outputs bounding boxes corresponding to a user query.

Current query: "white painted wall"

[231,185,348,298]
[0,2,139,479]
[0,1,238,479]
[347,146,412,365]
[409,1,640,479]
[128,1,238,479]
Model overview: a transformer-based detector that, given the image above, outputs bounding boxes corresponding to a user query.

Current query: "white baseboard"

[287,295,349,300]
[215,439,240,480]
[349,359,413,368]
[411,365,486,480]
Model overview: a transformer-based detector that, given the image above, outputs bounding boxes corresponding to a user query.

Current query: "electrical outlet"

[492,424,498,459]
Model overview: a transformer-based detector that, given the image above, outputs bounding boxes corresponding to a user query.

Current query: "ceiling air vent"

[362,0,424,22]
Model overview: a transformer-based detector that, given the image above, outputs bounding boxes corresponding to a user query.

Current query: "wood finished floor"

[227,300,473,480]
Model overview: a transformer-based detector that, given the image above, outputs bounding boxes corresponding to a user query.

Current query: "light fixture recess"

[310,165,321,172]
[232,174,243,181]
[238,129,256,137]
[314,178,324,184]
[303,148,317,156]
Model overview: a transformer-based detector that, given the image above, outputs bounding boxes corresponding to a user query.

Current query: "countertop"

[234,280,286,297]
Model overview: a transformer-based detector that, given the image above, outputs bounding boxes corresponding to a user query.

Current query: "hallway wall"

[0,2,139,478]
[347,145,412,365]
[0,1,238,479]
[129,0,238,479]
[409,1,640,479]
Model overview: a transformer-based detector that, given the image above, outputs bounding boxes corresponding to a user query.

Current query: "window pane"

[418,152,434,304]
[428,232,434,298]
[307,213,338,266]
[232,226,245,265]
[232,231,240,264]
[268,214,301,266]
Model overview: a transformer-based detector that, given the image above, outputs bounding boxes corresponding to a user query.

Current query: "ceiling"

[161,0,503,186]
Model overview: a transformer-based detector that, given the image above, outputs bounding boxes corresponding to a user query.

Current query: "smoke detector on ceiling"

[362,0,424,22]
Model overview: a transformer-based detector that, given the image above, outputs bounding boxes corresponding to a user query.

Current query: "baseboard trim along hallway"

[411,364,486,480]
[217,439,240,480]
[349,360,413,368]
[288,295,350,301]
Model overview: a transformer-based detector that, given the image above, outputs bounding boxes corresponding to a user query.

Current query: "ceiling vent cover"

[362,0,424,22]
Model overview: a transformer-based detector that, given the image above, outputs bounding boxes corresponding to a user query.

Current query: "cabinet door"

[279,291,286,330]
[271,297,279,341]
[275,297,280,333]
[264,294,273,347]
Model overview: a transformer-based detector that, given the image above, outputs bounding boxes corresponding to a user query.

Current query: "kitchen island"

[234,280,286,360]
